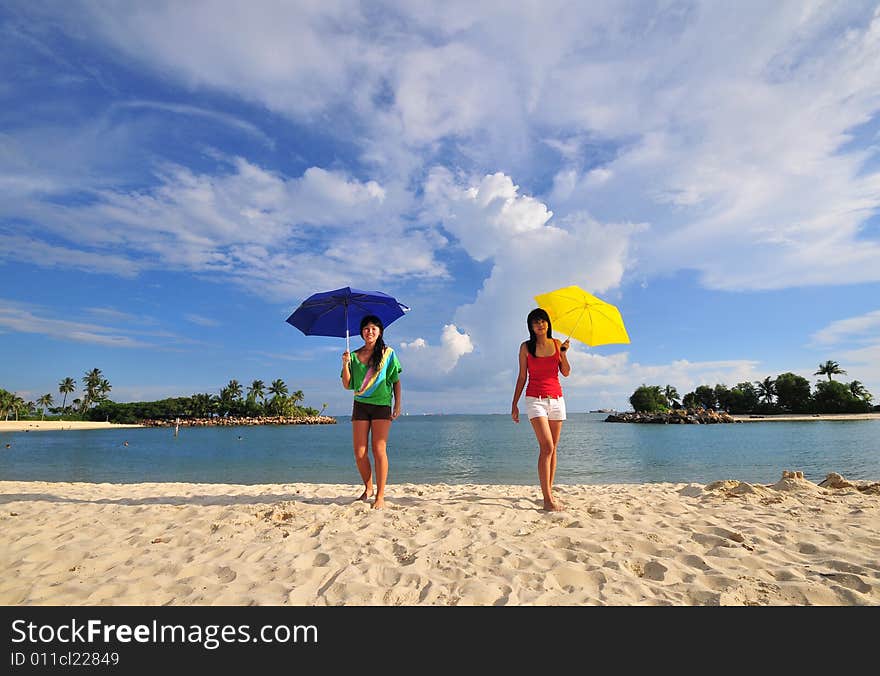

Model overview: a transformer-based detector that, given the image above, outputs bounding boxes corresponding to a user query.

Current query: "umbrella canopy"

[286,287,409,352]
[534,285,630,347]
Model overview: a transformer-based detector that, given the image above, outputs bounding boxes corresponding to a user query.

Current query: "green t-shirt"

[342,347,402,407]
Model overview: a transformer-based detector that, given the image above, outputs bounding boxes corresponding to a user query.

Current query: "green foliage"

[629,385,668,413]
[638,361,874,415]
[82,375,320,423]
[812,380,872,413]
[727,382,760,414]
[693,385,717,411]
[663,385,680,409]
[774,372,812,413]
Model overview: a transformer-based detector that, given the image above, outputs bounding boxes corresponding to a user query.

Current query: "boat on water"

[589,408,617,413]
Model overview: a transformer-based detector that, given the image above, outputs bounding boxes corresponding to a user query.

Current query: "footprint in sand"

[217,566,237,583]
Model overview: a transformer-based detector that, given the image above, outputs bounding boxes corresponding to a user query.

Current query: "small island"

[614,365,877,424]
[2,371,336,428]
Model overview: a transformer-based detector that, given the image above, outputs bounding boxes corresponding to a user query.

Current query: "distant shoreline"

[731,413,880,422]
[0,421,144,433]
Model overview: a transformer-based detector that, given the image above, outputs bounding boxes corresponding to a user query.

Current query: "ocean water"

[1,413,878,485]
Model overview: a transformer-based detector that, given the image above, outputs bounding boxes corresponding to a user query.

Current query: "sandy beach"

[2,472,877,605]
[0,421,143,433]
[732,413,880,422]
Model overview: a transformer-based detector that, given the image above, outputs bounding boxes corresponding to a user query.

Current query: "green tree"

[813,380,870,413]
[775,372,812,413]
[0,389,12,421]
[58,377,76,420]
[714,384,732,412]
[247,380,265,406]
[268,379,288,415]
[694,385,717,410]
[682,391,699,409]
[97,378,112,405]
[754,377,776,405]
[814,360,846,382]
[849,381,873,403]
[728,382,760,414]
[81,368,105,412]
[10,393,25,421]
[629,385,668,413]
[664,385,680,409]
[37,393,54,421]
[190,393,213,418]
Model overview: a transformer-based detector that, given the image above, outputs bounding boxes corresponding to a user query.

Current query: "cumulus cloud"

[398,324,474,379]
[423,169,640,373]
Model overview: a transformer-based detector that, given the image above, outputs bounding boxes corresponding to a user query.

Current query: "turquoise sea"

[1,414,878,485]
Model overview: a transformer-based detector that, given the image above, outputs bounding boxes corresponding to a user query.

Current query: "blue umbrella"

[286,286,410,352]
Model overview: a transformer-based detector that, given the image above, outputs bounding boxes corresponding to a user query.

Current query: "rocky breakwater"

[605,409,739,424]
[141,415,336,427]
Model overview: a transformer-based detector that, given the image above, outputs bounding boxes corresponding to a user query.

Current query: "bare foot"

[372,495,386,510]
[356,486,374,502]
[542,500,563,512]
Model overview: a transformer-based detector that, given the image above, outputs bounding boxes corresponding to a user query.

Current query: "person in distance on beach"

[510,308,571,511]
[341,314,403,510]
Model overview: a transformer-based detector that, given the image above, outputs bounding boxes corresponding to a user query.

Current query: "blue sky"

[2,1,880,415]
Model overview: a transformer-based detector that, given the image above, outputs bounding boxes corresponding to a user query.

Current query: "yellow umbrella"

[534,285,630,346]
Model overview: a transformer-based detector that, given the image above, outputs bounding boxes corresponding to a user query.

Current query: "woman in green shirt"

[341,315,403,509]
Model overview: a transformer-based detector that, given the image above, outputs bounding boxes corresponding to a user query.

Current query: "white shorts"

[525,396,567,421]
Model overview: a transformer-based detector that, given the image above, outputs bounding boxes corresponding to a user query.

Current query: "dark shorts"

[352,400,393,421]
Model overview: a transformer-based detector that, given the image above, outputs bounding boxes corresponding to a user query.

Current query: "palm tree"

[268,379,288,415]
[247,380,265,405]
[664,385,680,409]
[754,377,776,405]
[849,381,873,403]
[58,377,76,420]
[814,360,846,382]
[0,389,12,421]
[190,393,213,418]
[10,394,25,421]
[226,379,243,401]
[37,394,54,421]
[81,368,104,412]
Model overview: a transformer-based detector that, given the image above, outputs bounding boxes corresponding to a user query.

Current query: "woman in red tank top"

[510,308,571,511]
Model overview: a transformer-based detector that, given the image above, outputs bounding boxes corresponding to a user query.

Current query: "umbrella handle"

[345,303,350,355]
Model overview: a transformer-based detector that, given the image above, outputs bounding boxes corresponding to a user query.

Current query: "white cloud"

[810,309,880,345]
[423,170,640,381]
[184,313,221,327]
[12,1,880,294]
[113,100,276,148]
[0,300,153,348]
[3,158,446,301]
[397,324,474,378]
[0,235,142,278]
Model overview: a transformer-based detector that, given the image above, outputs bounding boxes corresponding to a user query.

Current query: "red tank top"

[525,340,563,397]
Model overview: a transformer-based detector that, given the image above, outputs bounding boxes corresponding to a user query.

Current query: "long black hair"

[526,308,553,357]
[360,314,386,370]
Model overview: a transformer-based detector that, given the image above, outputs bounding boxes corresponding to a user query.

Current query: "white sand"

[0,421,143,432]
[732,413,880,422]
[1,473,878,606]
